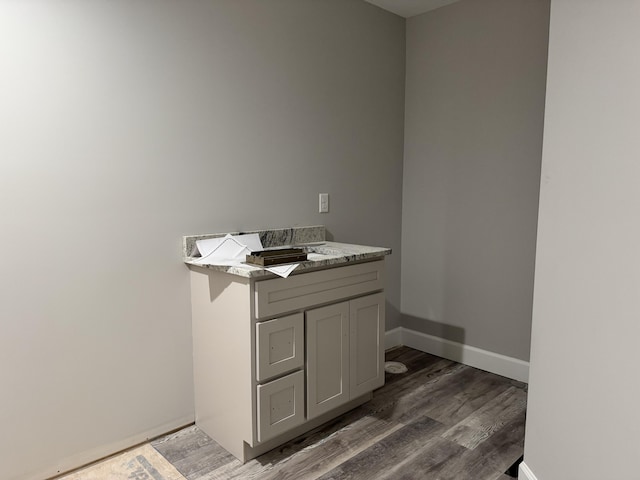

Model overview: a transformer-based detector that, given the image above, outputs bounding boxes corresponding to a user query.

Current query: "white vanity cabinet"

[189,259,385,463]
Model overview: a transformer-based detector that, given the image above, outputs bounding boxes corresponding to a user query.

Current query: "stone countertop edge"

[182,226,391,279]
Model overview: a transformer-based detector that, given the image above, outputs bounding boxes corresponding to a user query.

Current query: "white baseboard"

[31,415,194,480]
[385,327,529,383]
[519,461,538,480]
[384,327,403,350]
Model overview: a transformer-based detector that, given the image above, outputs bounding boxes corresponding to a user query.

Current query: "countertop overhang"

[183,226,391,279]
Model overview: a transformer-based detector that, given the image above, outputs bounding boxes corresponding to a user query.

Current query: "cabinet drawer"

[254,261,384,319]
[256,313,304,382]
[256,370,305,443]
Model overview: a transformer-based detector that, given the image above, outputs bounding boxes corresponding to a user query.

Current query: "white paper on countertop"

[195,233,262,258]
[193,233,298,278]
[193,233,262,265]
[265,263,299,278]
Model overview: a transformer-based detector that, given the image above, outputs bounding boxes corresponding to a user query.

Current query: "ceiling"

[364,0,460,18]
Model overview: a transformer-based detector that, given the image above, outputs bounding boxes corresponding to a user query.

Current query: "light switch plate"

[319,193,329,213]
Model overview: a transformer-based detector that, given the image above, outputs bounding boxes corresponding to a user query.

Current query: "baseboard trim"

[39,414,194,480]
[385,327,529,383]
[519,461,538,480]
[384,327,402,350]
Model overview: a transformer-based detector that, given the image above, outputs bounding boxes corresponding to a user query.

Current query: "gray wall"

[0,2,405,479]
[523,1,640,478]
[401,0,549,361]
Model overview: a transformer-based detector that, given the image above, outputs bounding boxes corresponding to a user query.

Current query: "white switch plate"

[319,193,329,213]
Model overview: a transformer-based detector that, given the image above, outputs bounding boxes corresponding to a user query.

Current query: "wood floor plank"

[171,446,236,480]
[360,361,469,422]
[442,386,527,450]
[151,426,235,479]
[151,425,216,461]
[203,414,404,480]
[375,436,470,480]
[383,346,444,386]
[383,365,504,426]
[315,416,450,480]
[409,369,517,427]
[380,356,460,394]
[432,414,526,480]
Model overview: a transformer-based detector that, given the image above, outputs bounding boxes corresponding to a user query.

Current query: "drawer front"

[254,260,384,319]
[256,313,304,382]
[256,370,305,443]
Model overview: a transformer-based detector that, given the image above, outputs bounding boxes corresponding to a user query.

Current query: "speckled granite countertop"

[183,225,391,279]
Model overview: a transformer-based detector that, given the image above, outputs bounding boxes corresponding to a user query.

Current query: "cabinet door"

[349,292,385,399]
[306,301,350,420]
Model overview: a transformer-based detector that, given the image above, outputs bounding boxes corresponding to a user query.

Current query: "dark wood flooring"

[152,347,527,480]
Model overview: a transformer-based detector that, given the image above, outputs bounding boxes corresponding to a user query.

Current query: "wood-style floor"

[152,346,527,480]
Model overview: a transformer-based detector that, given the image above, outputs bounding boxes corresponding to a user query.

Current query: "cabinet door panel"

[349,292,385,398]
[306,302,350,420]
